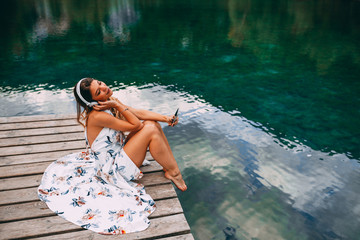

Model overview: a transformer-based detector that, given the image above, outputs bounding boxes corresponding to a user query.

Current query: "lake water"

[1,0,360,239]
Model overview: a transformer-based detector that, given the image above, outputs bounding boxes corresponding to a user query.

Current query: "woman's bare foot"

[164,170,187,191]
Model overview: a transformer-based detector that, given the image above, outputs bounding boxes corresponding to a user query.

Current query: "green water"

[1,0,360,239]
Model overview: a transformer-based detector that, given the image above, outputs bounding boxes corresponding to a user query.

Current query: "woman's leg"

[152,121,175,172]
[123,121,187,191]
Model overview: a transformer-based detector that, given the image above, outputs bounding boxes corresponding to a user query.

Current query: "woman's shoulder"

[88,110,113,124]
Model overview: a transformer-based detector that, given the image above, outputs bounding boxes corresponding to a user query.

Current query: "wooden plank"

[0,174,43,191]
[0,119,78,131]
[151,198,183,218]
[0,132,84,147]
[0,212,83,239]
[0,171,169,191]
[0,150,153,167]
[0,213,190,240]
[0,162,56,177]
[0,125,83,139]
[0,188,36,205]
[0,183,176,206]
[0,114,76,124]
[0,196,182,223]
[0,158,161,178]
[56,213,191,240]
[0,134,146,157]
[0,140,85,156]
[0,149,84,167]
[160,234,195,240]
[0,114,193,239]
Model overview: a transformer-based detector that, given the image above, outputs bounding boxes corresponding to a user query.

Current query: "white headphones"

[76,78,98,107]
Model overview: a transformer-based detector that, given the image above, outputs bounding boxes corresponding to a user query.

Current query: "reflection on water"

[2,84,359,239]
[1,0,139,50]
[2,0,359,73]
[1,0,360,239]
[0,85,76,116]
[227,0,360,74]
[1,0,359,158]
[168,95,360,239]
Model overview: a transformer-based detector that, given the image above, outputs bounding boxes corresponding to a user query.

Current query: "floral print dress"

[38,111,156,235]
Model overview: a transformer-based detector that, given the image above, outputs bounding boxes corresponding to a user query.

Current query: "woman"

[38,77,187,235]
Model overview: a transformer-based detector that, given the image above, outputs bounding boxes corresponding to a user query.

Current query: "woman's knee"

[142,120,161,134]
[153,121,162,130]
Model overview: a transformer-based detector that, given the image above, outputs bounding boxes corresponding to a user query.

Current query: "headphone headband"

[76,78,97,107]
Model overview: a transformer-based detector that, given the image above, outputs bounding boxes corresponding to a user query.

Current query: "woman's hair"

[73,78,125,127]
[109,97,126,121]
[73,77,94,127]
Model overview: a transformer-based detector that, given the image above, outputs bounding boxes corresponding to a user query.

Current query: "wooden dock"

[0,114,193,240]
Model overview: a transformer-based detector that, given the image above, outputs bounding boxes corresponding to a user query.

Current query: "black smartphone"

[171,108,179,124]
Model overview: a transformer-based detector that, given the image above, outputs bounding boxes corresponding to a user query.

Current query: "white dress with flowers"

[38,111,156,235]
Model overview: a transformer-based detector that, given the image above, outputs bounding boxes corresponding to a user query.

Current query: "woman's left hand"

[167,115,179,127]
[92,100,118,111]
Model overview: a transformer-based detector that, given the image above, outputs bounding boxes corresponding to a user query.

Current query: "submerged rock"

[223,226,238,240]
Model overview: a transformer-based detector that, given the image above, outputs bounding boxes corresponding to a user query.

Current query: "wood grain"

[0,114,192,239]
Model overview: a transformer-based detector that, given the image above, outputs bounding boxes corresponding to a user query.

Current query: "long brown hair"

[109,97,126,121]
[73,78,125,127]
[73,78,94,127]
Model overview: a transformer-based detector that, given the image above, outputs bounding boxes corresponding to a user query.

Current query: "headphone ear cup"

[89,102,98,107]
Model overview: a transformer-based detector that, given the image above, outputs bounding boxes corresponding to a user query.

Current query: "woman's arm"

[128,106,167,121]
[92,100,143,132]
[126,106,178,126]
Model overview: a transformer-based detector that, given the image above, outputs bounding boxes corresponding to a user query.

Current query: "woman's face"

[89,79,113,102]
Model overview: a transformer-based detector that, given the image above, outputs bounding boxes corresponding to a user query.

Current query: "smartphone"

[171,108,179,124]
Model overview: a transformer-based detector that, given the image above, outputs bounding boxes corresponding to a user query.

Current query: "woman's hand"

[92,100,119,111]
[167,115,179,127]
